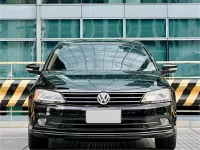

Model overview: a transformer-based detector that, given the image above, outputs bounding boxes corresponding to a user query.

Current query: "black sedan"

[26,40,177,150]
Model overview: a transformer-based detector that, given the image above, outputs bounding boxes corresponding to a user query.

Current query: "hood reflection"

[43,70,162,91]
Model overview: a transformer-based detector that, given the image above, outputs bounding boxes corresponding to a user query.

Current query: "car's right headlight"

[34,89,65,104]
[141,89,171,103]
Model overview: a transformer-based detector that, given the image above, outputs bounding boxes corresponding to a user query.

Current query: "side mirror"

[26,64,41,75]
[161,64,177,75]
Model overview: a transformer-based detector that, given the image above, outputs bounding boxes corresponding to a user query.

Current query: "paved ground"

[0,128,200,150]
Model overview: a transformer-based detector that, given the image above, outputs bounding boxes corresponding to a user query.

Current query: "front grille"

[47,109,161,133]
[61,92,145,105]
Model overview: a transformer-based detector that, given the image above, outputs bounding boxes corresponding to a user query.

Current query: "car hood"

[40,71,165,92]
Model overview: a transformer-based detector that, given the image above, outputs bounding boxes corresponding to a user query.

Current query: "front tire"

[155,133,177,150]
[29,132,49,149]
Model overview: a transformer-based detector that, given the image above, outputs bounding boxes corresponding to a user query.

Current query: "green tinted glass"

[0,20,36,38]
[0,41,36,78]
[83,19,123,38]
[169,41,200,77]
[0,64,35,79]
[126,19,166,38]
[0,0,35,4]
[13,64,36,79]
[169,0,200,3]
[42,0,81,3]
[0,41,36,62]
[169,19,200,37]
[126,0,166,3]
[42,20,80,38]
[82,0,123,3]
[41,41,58,61]
[142,41,166,61]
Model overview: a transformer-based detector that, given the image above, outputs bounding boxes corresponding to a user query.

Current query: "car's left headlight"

[141,89,171,103]
[34,89,65,104]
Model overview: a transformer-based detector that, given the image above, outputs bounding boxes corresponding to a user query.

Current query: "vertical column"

[80,4,83,39]
[166,18,169,61]
[166,2,169,62]
[36,0,41,62]
[166,18,169,40]
[123,3,126,39]
[123,18,126,39]
[80,18,83,39]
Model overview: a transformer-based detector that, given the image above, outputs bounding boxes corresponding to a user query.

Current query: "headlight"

[34,89,65,104]
[141,89,171,103]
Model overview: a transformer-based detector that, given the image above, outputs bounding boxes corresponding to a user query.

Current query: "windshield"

[46,42,156,72]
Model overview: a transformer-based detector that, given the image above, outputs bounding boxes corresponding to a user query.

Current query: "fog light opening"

[38,118,46,126]
[160,118,169,126]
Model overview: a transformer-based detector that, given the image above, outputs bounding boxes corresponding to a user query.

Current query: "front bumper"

[29,102,177,139]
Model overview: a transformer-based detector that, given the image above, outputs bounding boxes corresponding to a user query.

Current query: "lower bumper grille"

[47,109,162,133]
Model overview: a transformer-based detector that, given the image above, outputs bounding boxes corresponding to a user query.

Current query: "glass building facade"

[0,0,200,78]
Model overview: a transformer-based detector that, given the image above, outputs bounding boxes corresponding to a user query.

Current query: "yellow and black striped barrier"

[0,80,35,107]
[168,79,200,107]
[0,80,199,107]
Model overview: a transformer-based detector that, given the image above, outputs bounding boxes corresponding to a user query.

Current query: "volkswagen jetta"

[26,40,177,149]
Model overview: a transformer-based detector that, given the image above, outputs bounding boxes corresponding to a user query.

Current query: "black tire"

[29,132,49,150]
[155,133,177,150]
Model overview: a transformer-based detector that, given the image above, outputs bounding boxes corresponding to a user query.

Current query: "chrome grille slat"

[67,101,140,103]
[65,97,142,99]
[49,122,158,126]
[62,92,145,95]
[67,101,97,103]
[62,92,145,105]
[64,97,97,99]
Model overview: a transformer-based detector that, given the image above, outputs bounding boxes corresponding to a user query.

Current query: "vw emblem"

[97,92,110,105]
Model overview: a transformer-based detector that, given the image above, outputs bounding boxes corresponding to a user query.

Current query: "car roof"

[56,39,145,48]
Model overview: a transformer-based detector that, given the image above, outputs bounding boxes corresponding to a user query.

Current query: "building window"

[0,20,36,38]
[41,41,58,61]
[0,41,36,78]
[141,41,166,61]
[0,41,36,62]
[169,19,200,37]
[126,19,166,38]
[42,0,168,3]
[169,41,200,77]
[82,0,123,3]
[0,0,36,4]
[42,20,80,38]
[126,0,166,3]
[169,0,200,3]
[141,41,166,70]
[83,19,123,38]
[42,0,81,3]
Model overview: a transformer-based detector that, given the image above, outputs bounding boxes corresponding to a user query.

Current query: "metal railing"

[157,61,200,79]
[0,62,44,80]
[157,61,200,64]
[0,107,28,121]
